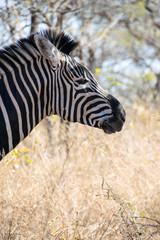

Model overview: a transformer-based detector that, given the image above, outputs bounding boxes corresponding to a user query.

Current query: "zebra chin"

[99,118,124,134]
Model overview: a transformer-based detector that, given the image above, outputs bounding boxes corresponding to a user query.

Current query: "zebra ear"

[34,35,60,67]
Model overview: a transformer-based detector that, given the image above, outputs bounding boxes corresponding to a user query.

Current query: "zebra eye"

[74,78,89,85]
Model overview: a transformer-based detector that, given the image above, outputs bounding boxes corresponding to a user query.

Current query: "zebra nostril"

[120,112,125,122]
[116,105,126,123]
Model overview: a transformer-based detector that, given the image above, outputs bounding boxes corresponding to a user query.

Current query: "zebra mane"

[38,29,79,55]
[0,29,79,57]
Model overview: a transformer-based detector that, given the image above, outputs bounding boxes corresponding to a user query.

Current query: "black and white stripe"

[0,29,125,160]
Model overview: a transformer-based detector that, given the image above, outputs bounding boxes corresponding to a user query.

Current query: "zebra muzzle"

[101,121,117,134]
[100,118,124,134]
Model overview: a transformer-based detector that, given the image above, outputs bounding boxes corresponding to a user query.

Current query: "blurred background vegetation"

[0,0,160,104]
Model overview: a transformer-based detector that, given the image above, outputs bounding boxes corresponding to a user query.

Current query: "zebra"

[0,29,126,160]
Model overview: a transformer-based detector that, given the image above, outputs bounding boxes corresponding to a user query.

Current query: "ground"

[0,104,160,240]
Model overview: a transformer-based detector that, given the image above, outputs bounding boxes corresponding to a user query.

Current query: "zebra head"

[34,29,125,134]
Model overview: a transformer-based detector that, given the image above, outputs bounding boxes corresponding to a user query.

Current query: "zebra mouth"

[100,121,116,134]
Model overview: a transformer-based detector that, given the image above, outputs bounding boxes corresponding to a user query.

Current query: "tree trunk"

[30,10,39,34]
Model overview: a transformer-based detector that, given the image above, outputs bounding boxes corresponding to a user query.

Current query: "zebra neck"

[0,56,54,159]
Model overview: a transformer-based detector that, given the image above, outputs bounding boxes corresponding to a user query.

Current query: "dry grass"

[0,103,160,240]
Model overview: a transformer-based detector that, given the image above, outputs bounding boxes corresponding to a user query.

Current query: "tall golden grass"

[0,103,160,240]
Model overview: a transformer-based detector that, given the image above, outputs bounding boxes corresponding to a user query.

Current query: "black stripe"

[87,101,110,111]
[86,106,111,120]
[68,83,73,122]
[57,70,61,116]
[40,57,50,116]
[0,73,20,149]
[91,113,111,124]
[0,107,9,156]
[61,79,67,120]
[74,88,93,99]
[46,60,53,115]
[53,71,57,114]
[33,57,45,120]
[73,96,84,122]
